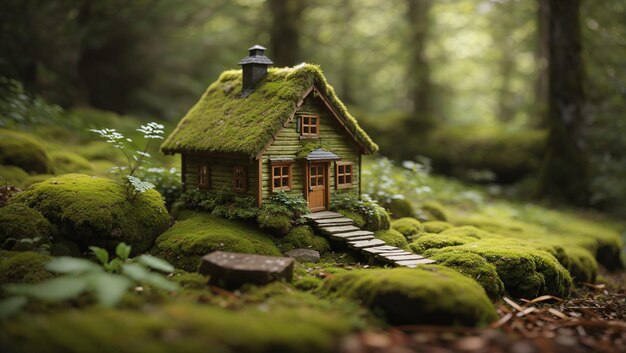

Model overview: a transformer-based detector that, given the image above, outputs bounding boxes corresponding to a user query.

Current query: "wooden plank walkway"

[303,211,435,268]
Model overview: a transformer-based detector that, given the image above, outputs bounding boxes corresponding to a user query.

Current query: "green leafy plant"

[267,191,309,217]
[90,122,165,201]
[0,243,177,319]
[136,167,182,207]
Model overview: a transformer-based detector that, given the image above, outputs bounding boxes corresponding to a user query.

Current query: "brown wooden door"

[308,162,328,212]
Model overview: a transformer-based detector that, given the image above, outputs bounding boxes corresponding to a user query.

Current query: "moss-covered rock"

[410,226,500,254]
[391,217,424,240]
[421,201,449,221]
[428,250,505,300]
[277,226,330,253]
[0,203,52,251]
[374,229,409,248]
[383,197,414,219]
[49,151,92,174]
[0,165,29,186]
[319,266,497,326]
[0,250,54,284]
[257,210,292,237]
[422,221,454,233]
[425,239,572,299]
[10,174,168,253]
[0,129,51,174]
[0,303,355,353]
[20,174,54,188]
[562,246,598,283]
[152,212,280,271]
[337,209,366,228]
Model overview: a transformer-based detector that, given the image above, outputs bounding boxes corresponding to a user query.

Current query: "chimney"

[239,45,274,97]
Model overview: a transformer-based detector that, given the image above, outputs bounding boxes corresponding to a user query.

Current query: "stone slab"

[199,251,294,288]
[361,245,403,255]
[384,254,425,261]
[394,258,437,268]
[303,211,343,220]
[335,230,374,237]
[348,239,387,249]
[315,221,354,228]
[347,235,375,241]
[314,217,354,225]
[285,249,321,263]
[320,225,361,234]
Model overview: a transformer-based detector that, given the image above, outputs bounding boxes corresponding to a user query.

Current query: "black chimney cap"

[239,45,274,65]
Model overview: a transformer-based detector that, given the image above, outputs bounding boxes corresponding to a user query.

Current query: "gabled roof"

[161,64,378,158]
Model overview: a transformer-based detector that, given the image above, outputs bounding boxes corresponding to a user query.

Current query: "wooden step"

[315,220,354,227]
[384,254,424,261]
[320,225,361,235]
[314,217,354,225]
[361,245,403,255]
[336,230,374,237]
[303,211,343,220]
[347,235,375,241]
[348,239,386,249]
[395,258,437,268]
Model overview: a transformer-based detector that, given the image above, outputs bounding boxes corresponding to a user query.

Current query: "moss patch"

[49,151,92,174]
[161,64,377,157]
[0,165,29,186]
[151,212,280,271]
[0,129,51,174]
[319,266,497,326]
[391,217,424,240]
[383,198,414,219]
[277,226,330,253]
[0,203,52,251]
[421,201,449,221]
[10,174,169,254]
[0,303,355,353]
[375,229,409,248]
[422,221,454,233]
[0,250,54,284]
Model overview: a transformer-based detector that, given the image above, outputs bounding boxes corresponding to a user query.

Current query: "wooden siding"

[261,93,361,201]
[183,153,258,199]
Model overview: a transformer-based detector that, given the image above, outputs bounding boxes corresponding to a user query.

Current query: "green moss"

[257,211,292,237]
[0,303,355,353]
[337,209,366,228]
[79,141,125,162]
[277,226,330,253]
[562,246,598,283]
[409,226,498,253]
[0,129,51,174]
[374,229,408,248]
[0,203,52,251]
[424,239,572,299]
[20,174,54,188]
[0,165,29,186]
[383,197,414,219]
[161,64,377,157]
[151,212,280,271]
[49,151,92,174]
[422,221,454,233]
[428,250,505,300]
[10,174,169,253]
[391,217,424,240]
[319,266,497,326]
[421,201,449,221]
[0,250,54,284]
[170,271,209,290]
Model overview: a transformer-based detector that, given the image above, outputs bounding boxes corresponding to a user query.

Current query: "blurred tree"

[406,0,434,130]
[268,0,306,66]
[534,0,550,127]
[538,0,589,205]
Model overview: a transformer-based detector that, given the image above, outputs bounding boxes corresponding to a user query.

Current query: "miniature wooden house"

[161,45,378,212]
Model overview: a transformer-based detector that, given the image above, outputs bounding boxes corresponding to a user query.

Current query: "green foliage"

[2,243,177,313]
[391,217,424,240]
[0,78,64,128]
[277,226,330,253]
[374,229,409,248]
[0,129,51,174]
[330,194,390,231]
[161,64,377,157]
[0,251,54,285]
[10,174,169,254]
[384,197,415,219]
[178,188,259,221]
[319,266,497,326]
[48,151,91,174]
[268,191,309,217]
[257,192,310,236]
[151,212,280,271]
[0,203,51,252]
[135,167,182,207]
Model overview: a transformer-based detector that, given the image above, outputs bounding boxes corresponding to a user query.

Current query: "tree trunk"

[538,0,589,204]
[268,0,305,67]
[406,0,434,130]
[534,0,550,127]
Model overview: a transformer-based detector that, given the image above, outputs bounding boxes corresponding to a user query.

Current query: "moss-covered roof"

[161,64,378,157]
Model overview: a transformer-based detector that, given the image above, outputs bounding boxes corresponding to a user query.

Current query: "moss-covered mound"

[0,165,29,186]
[409,226,500,253]
[428,250,505,300]
[0,129,51,174]
[0,203,52,251]
[420,201,449,221]
[319,266,497,326]
[0,250,54,284]
[277,226,330,253]
[10,174,168,253]
[382,198,414,219]
[0,303,354,353]
[422,221,454,233]
[152,212,280,271]
[424,239,572,299]
[49,151,92,174]
[391,217,424,240]
[374,229,409,248]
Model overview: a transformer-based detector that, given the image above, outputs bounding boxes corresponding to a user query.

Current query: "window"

[300,115,319,137]
[271,164,292,191]
[336,162,353,188]
[233,166,247,193]
[198,164,210,189]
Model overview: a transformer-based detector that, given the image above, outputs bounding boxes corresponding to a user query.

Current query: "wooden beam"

[257,157,263,208]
